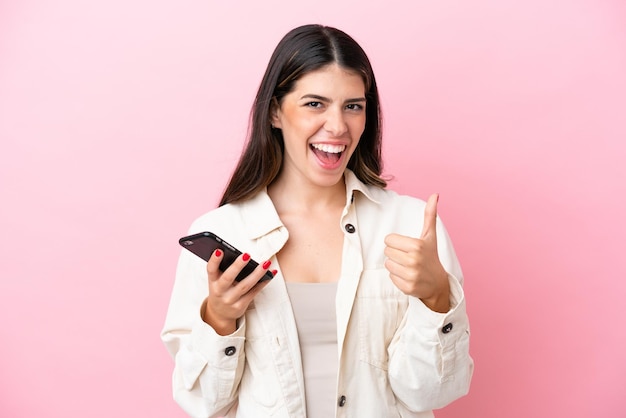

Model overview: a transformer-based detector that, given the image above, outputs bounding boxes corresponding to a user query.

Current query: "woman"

[162,24,473,417]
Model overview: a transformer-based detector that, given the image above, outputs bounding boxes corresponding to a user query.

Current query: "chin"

[310,169,346,188]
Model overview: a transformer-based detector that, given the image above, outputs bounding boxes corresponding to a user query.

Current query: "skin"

[270,64,366,191]
[203,64,450,335]
[267,64,367,285]
[384,193,450,313]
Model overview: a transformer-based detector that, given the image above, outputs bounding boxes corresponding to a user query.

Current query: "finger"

[240,279,271,304]
[221,252,255,285]
[384,257,406,278]
[234,258,272,295]
[420,193,439,241]
[384,233,404,249]
[385,269,414,296]
[384,243,424,267]
[206,249,224,282]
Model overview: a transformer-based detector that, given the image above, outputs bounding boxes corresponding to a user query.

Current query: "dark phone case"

[179,232,274,282]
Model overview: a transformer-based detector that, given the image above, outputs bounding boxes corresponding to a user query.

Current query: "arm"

[387,272,473,411]
[161,249,244,418]
[385,195,474,411]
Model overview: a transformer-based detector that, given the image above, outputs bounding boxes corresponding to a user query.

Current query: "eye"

[346,103,364,111]
[305,101,323,108]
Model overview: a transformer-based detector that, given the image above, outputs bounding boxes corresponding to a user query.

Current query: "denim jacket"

[161,170,473,417]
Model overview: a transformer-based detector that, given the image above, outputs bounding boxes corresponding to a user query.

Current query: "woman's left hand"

[384,194,451,313]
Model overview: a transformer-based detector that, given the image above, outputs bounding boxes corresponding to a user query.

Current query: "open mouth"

[310,143,346,165]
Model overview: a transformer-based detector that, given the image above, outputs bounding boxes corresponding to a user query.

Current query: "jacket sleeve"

[386,219,474,412]
[161,247,245,418]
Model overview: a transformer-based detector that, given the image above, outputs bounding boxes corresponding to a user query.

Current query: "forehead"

[291,64,365,95]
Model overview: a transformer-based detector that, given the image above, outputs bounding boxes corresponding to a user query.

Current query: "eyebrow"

[300,94,366,103]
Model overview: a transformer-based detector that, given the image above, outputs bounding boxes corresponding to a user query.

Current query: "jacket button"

[338,395,346,407]
[442,323,453,334]
[344,223,355,233]
[224,346,236,356]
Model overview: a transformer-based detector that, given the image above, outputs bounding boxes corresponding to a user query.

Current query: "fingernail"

[242,253,250,262]
[262,260,272,269]
[215,249,222,257]
[271,269,278,276]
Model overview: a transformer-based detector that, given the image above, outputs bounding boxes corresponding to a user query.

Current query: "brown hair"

[219,24,385,206]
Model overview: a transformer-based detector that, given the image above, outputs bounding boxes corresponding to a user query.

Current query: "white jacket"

[161,170,473,417]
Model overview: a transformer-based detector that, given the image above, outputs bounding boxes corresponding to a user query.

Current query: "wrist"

[420,274,451,313]
[201,301,236,336]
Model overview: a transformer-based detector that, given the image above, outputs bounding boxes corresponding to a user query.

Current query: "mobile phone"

[179,231,274,282]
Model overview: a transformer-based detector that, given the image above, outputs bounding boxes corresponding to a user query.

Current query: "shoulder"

[360,183,427,213]
[345,169,426,211]
[185,189,282,242]
[187,202,244,235]
[355,184,430,238]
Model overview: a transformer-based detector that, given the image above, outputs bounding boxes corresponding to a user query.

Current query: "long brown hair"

[219,24,385,206]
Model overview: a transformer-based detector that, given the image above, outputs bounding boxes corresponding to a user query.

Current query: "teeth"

[311,143,346,154]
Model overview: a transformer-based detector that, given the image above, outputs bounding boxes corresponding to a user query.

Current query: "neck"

[268,173,346,214]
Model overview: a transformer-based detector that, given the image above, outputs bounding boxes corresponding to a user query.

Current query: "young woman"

[162,24,473,418]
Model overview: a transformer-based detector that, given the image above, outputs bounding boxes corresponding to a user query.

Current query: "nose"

[324,107,348,137]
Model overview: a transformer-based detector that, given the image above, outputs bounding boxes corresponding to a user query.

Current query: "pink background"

[1,0,625,417]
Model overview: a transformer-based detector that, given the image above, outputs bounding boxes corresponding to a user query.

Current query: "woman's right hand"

[202,250,273,335]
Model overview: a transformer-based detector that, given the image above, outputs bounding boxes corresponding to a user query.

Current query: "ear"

[270,97,282,129]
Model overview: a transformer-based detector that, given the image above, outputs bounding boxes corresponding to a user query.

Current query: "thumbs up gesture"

[384,194,451,313]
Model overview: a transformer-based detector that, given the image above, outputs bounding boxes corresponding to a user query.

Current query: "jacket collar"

[238,190,284,241]
[343,168,383,206]
[238,169,383,241]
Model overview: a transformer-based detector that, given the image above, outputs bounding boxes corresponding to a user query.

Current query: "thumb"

[420,193,439,241]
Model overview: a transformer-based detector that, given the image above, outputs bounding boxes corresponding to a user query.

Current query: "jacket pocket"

[356,268,408,370]
[238,308,285,414]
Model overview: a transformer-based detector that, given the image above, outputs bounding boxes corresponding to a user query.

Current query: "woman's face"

[271,64,366,189]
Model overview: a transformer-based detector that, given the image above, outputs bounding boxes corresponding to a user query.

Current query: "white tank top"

[286,282,338,418]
